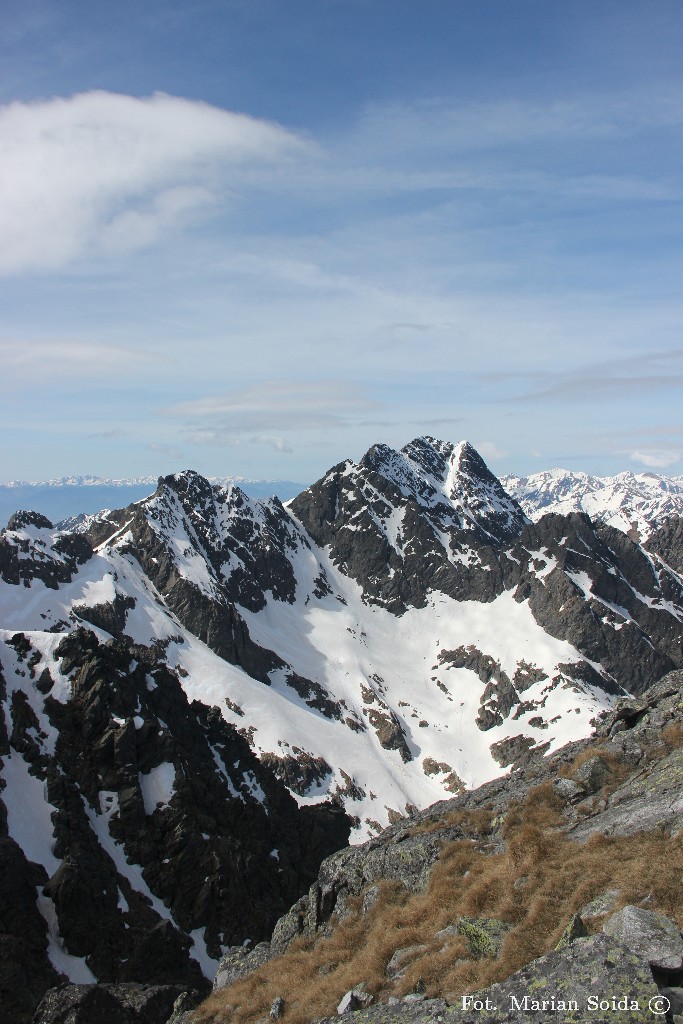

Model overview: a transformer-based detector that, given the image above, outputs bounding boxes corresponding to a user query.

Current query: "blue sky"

[2,0,683,483]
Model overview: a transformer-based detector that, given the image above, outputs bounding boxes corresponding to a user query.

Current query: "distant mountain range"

[5,466,683,541]
[2,437,683,1015]
[0,476,307,527]
[502,469,683,540]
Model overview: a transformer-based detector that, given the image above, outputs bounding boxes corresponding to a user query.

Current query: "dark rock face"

[488,734,535,768]
[0,629,351,1021]
[0,520,93,590]
[260,753,333,796]
[7,511,54,531]
[0,651,62,1023]
[438,647,521,732]
[0,838,63,1023]
[647,514,683,574]
[47,630,349,958]
[500,513,683,695]
[73,592,137,637]
[31,983,196,1024]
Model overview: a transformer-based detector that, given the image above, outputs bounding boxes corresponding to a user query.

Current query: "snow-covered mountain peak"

[287,439,529,615]
[397,436,473,502]
[353,437,526,544]
[503,468,683,540]
[6,509,55,532]
[401,435,476,479]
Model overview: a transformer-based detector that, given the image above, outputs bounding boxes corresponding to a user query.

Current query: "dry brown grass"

[558,746,626,780]
[413,806,496,837]
[556,746,632,800]
[197,780,683,1024]
[661,720,683,751]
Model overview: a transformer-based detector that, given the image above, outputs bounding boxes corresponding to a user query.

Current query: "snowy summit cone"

[290,437,527,613]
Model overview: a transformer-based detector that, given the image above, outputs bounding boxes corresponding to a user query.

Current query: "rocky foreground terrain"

[28,668,683,1023]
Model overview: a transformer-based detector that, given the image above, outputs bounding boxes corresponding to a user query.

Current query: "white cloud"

[352,87,683,160]
[250,435,293,453]
[162,380,380,457]
[475,441,507,461]
[99,185,216,253]
[0,338,162,379]
[629,449,681,469]
[147,442,185,460]
[168,379,377,437]
[0,90,308,274]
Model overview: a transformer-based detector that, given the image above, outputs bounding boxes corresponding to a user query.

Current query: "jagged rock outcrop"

[31,983,198,1024]
[316,936,662,1023]
[268,826,467,955]
[647,514,683,573]
[0,515,92,590]
[0,629,350,1022]
[214,943,274,991]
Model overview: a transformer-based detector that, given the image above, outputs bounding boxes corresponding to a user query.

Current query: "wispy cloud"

[0,339,163,379]
[490,349,683,404]
[351,88,683,160]
[475,440,507,461]
[629,449,681,469]
[250,435,293,453]
[0,90,309,274]
[148,442,185,460]
[165,379,378,444]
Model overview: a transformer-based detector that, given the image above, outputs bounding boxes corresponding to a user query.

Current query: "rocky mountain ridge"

[502,467,683,542]
[0,477,305,529]
[1,437,683,1020]
[0,625,350,1023]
